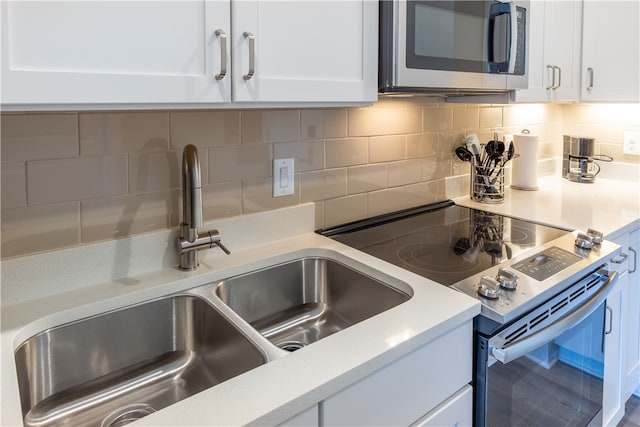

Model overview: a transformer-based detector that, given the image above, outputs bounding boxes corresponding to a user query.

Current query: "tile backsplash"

[2,99,639,258]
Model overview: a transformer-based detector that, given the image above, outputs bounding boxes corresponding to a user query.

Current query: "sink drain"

[100,403,157,427]
[277,340,305,352]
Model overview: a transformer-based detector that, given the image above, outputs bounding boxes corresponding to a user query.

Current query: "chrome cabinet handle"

[630,247,638,273]
[214,29,227,80]
[605,305,613,335]
[587,67,594,91]
[554,66,562,89]
[546,65,555,90]
[611,252,628,264]
[243,31,255,80]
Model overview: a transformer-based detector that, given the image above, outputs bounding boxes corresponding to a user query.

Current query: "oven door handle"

[490,271,618,364]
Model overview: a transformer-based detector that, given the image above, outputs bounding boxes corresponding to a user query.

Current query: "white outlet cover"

[273,158,294,197]
[623,131,640,155]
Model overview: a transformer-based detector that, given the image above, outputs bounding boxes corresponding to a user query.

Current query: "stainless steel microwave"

[379,0,529,95]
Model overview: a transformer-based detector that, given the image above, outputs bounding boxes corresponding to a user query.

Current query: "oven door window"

[485,304,605,426]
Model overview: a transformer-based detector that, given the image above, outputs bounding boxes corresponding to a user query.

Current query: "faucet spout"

[177,144,230,271]
[182,144,203,232]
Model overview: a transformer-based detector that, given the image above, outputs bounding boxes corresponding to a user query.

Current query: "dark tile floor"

[619,395,640,427]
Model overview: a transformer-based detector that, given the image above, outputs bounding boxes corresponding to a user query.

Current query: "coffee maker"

[562,135,612,183]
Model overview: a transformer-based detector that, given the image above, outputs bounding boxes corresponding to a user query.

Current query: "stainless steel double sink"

[14,257,411,427]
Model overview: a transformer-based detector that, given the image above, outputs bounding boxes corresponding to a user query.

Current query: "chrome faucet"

[176,144,230,270]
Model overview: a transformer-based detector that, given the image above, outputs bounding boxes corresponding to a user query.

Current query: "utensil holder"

[470,156,504,203]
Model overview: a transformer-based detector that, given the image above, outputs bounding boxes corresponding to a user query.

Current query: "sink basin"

[214,257,411,352]
[14,295,266,427]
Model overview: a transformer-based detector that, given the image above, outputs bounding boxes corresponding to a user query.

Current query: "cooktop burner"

[321,201,568,286]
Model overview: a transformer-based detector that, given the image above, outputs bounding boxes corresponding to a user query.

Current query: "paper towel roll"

[511,131,539,191]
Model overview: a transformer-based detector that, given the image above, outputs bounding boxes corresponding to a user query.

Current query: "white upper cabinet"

[1,0,377,109]
[1,1,231,106]
[515,0,581,103]
[231,1,377,104]
[581,0,640,102]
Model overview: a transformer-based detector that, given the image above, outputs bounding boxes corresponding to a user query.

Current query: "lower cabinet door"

[411,385,472,427]
[321,322,472,426]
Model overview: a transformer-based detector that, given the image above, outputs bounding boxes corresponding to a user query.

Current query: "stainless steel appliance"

[562,135,613,183]
[320,201,621,427]
[379,0,529,95]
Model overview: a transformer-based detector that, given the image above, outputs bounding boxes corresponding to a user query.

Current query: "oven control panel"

[511,246,582,281]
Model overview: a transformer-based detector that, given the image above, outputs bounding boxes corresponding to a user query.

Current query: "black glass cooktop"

[320,201,570,286]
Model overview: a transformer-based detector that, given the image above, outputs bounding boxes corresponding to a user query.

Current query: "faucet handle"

[207,230,231,255]
[215,240,231,255]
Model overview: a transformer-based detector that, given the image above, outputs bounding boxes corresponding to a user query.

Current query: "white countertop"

[455,175,640,237]
[1,205,479,427]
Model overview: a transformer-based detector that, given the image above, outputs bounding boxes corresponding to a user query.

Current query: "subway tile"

[422,155,452,181]
[81,192,173,243]
[1,203,80,258]
[405,180,445,208]
[324,194,367,228]
[367,187,406,217]
[242,177,300,214]
[388,159,423,187]
[1,113,78,161]
[208,145,272,183]
[301,109,347,140]
[27,154,128,205]
[274,140,325,172]
[242,110,299,144]
[347,164,387,194]
[79,112,169,155]
[453,107,480,130]
[202,182,243,221]
[390,107,422,134]
[348,106,390,137]
[128,149,180,193]
[1,162,27,209]
[503,104,549,126]
[423,107,453,132]
[369,135,405,163]
[170,111,240,149]
[479,107,503,129]
[406,133,437,158]
[300,169,347,203]
[325,138,368,168]
[445,175,471,199]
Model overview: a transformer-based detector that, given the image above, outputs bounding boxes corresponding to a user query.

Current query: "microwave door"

[394,0,507,91]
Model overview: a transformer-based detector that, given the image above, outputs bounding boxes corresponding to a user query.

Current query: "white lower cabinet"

[411,385,472,427]
[612,224,640,400]
[320,321,472,426]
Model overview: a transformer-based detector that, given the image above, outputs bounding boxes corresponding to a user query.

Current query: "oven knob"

[586,228,603,244]
[477,275,501,299]
[496,268,518,290]
[575,233,594,250]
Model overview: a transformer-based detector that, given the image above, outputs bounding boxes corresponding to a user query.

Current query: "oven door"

[381,0,529,91]
[475,270,618,427]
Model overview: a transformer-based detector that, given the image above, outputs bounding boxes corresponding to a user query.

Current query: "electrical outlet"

[624,131,640,155]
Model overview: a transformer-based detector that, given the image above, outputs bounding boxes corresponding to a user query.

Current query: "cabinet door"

[1,1,230,106]
[230,0,377,103]
[515,0,580,103]
[581,1,640,102]
[321,322,472,426]
[545,0,581,102]
[603,269,625,427]
[623,227,640,399]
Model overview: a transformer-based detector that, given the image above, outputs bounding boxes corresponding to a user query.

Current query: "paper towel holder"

[511,129,539,191]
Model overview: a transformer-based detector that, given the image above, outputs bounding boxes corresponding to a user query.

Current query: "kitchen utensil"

[455,146,473,162]
[465,134,482,163]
